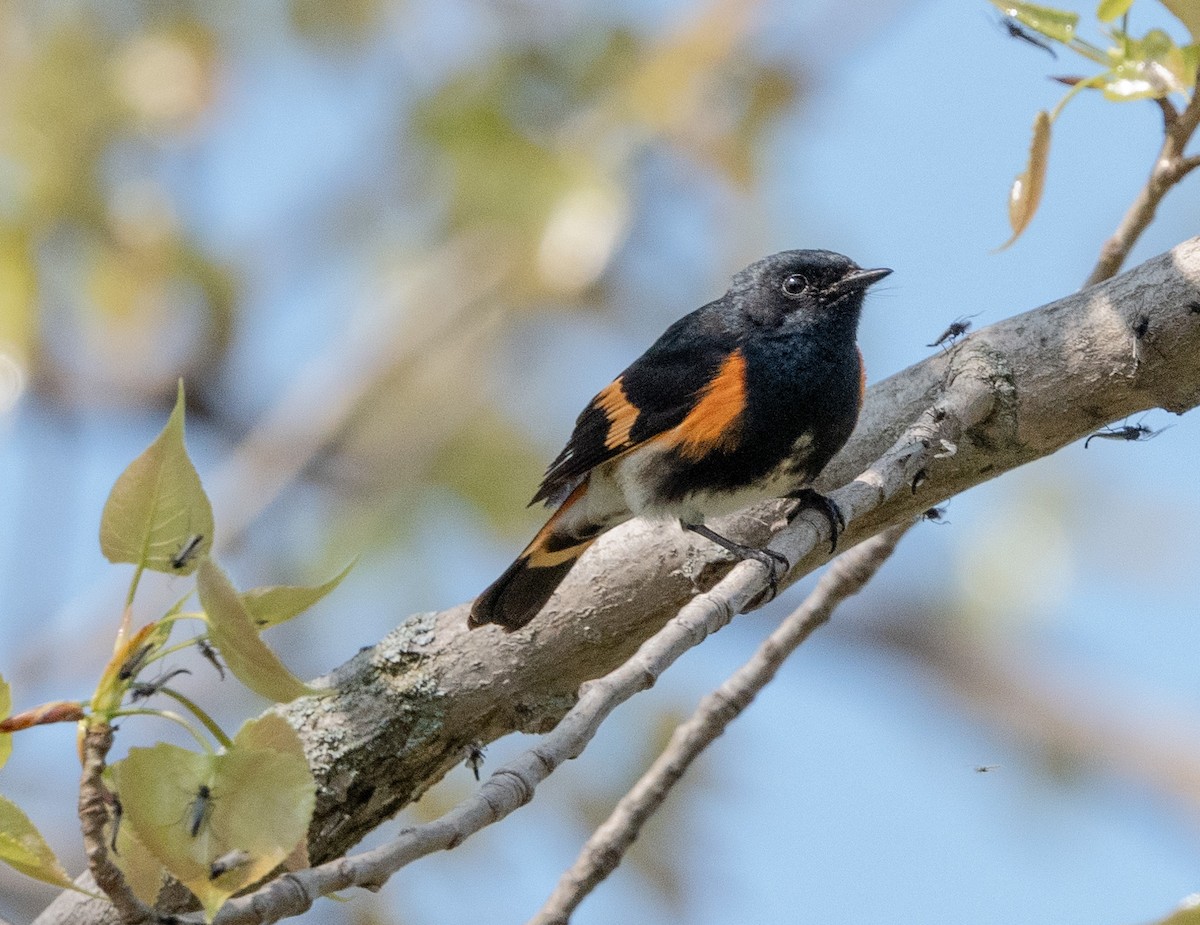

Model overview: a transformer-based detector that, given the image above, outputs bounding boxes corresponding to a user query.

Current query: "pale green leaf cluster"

[0,381,350,916]
[107,717,316,920]
[990,0,1199,245]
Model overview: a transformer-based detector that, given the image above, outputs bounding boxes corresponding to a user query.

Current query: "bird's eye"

[781,274,808,296]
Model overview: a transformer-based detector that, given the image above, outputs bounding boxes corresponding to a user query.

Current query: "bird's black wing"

[531,302,746,506]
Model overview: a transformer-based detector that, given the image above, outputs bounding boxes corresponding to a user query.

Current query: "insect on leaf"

[92,620,172,715]
[989,1,1079,42]
[95,771,167,909]
[100,381,214,575]
[109,741,315,920]
[197,560,323,704]
[998,109,1052,250]
[241,560,356,630]
[0,796,87,892]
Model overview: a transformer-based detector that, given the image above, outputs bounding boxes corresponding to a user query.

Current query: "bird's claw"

[785,488,845,554]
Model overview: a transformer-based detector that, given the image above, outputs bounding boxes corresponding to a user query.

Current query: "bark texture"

[33,238,1200,925]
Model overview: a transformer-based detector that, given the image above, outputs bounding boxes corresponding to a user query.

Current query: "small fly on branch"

[1083,422,1167,449]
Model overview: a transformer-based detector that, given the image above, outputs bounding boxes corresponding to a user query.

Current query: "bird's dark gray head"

[728,249,891,331]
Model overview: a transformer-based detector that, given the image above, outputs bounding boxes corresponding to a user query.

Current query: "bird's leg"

[682,521,790,601]
[783,487,845,554]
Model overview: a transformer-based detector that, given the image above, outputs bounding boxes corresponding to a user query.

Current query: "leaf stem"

[110,708,215,753]
[123,564,146,610]
[151,688,233,749]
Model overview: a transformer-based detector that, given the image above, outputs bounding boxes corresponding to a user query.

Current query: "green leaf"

[196,560,322,703]
[241,560,355,630]
[231,716,314,874]
[231,713,307,758]
[1102,28,1196,98]
[989,1,1079,42]
[0,796,81,891]
[109,741,315,920]
[100,380,214,575]
[1160,0,1200,42]
[1098,0,1135,20]
[0,675,11,770]
[998,110,1052,250]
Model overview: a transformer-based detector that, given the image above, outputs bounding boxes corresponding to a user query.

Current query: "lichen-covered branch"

[34,238,1200,925]
[207,380,963,923]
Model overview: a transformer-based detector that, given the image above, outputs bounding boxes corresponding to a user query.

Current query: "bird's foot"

[682,522,790,602]
[784,488,845,554]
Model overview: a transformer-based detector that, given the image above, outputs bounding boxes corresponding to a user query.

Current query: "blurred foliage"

[288,0,387,44]
[0,2,812,909]
[413,2,798,301]
[0,0,807,538]
[0,5,234,383]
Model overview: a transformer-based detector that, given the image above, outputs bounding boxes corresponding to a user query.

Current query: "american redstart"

[470,249,890,630]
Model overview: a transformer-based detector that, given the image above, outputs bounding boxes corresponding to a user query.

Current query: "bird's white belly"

[604,431,816,525]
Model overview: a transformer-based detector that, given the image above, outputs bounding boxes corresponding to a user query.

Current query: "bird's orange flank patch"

[595,377,639,450]
[672,348,747,461]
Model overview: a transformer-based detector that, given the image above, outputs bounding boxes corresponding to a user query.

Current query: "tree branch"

[204,383,969,923]
[1085,70,1200,287]
[34,238,1200,925]
[528,522,913,925]
[78,724,157,924]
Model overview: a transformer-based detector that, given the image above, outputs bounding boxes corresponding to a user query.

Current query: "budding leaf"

[100,381,214,575]
[1102,28,1196,99]
[197,560,322,703]
[999,109,1052,250]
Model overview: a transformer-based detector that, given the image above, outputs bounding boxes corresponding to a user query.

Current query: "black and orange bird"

[469,249,891,631]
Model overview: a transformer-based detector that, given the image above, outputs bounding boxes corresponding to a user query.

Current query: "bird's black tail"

[469,484,599,631]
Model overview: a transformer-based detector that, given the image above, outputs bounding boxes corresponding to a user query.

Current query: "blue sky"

[2,1,1199,923]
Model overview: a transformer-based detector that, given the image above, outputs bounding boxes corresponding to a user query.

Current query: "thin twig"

[1154,95,1179,130]
[207,371,996,925]
[1085,65,1200,287]
[528,521,913,925]
[15,233,510,688]
[79,723,157,924]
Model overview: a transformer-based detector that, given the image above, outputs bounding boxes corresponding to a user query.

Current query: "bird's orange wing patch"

[595,377,639,451]
[669,348,747,461]
[523,481,597,568]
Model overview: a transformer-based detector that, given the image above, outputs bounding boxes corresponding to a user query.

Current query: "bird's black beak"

[841,267,893,291]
